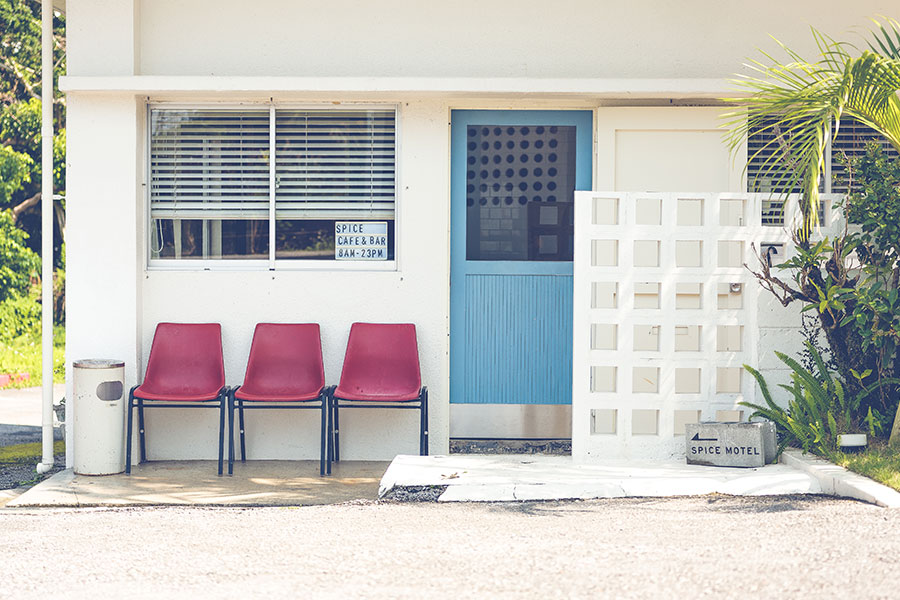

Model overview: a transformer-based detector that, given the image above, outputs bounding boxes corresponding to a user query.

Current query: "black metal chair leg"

[423,387,429,456]
[333,399,340,463]
[239,400,247,462]
[419,388,428,456]
[217,391,225,476]
[319,394,327,476]
[326,391,333,475]
[228,390,235,475]
[137,398,147,463]
[125,388,135,474]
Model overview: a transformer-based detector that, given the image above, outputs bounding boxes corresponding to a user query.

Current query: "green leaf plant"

[742,342,900,459]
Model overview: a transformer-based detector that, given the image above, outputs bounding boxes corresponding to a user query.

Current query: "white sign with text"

[335,221,388,260]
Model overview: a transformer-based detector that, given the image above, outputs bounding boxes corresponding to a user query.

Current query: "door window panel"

[465,125,576,261]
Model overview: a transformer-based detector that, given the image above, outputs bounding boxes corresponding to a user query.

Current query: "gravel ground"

[0,453,65,490]
[1,495,898,599]
[381,484,447,502]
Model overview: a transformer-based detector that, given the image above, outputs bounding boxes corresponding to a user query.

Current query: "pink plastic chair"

[229,323,328,476]
[126,323,227,475]
[330,323,428,462]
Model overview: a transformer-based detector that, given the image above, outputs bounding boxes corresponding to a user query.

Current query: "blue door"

[450,110,592,434]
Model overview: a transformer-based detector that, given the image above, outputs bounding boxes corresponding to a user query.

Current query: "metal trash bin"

[73,359,126,475]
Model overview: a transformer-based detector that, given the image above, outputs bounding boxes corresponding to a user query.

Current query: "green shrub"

[0,325,65,386]
[745,143,900,442]
[0,292,40,341]
[0,209,39,303]
[742,342,898,459]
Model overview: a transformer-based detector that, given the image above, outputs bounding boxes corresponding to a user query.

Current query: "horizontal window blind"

[831,118,899,194]
[746,119,803,194]
[275,110,396,220]
[150,109,271,220]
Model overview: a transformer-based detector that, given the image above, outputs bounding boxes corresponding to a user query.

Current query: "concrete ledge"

[0,486,31,508]
[380,454,822,502]
[780,449,900,508]
[59,75,731,97]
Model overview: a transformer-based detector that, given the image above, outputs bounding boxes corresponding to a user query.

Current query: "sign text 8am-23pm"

[335,222,388,260]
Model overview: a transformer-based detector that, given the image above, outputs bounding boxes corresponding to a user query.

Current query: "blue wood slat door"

[450,110,592,406]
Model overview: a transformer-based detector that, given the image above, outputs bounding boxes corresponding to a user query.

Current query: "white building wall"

[131,0,897,79]
[66,0,139,76]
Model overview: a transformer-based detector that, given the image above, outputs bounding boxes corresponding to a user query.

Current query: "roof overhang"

[59,76,737,101]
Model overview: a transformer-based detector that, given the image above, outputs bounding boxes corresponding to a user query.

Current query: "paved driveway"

[1,495,897,598]
[0,384,65,446]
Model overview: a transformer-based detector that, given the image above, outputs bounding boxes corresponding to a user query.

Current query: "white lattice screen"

[572,192,837,461]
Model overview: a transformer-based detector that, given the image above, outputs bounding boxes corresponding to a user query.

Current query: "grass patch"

[833,443,900,492]
[0,441,66,463]
[0,325,65,388]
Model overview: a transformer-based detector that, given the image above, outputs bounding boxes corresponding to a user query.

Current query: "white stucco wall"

[128,0,897,80]
[66,0,139,76]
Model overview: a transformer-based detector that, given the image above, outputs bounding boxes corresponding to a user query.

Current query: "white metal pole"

[36,0,54,474]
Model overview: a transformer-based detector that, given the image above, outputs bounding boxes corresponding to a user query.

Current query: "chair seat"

[333,385,422,402]
[134,384,221,402]
[234,385,324,402]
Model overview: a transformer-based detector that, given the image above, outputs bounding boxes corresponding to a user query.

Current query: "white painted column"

[65,94,142,468]
[64,0,144,469]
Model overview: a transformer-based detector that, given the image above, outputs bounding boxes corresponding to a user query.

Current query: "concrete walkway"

[1,453,835,508]
[7,460,388,507]
[380,454,822,501]
[9,454,823,508]
[9,449,900,508]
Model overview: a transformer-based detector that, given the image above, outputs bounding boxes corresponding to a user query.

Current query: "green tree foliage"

[728,20,900,446]
[0,0,66,265]
[0,290,40,341]
[745,143,900,445]
[0,208,38,303]
[0,142,32,202]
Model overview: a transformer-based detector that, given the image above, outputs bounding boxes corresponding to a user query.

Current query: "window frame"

[145,101,401,272]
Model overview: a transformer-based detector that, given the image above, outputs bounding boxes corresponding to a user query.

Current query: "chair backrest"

[241,323,325,395]
[141,323,225,397]
[338,322,421,397]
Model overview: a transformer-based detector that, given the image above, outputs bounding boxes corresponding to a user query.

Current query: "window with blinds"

[748,118,896,226]
[274,110,396,260]
[148,106,397,263]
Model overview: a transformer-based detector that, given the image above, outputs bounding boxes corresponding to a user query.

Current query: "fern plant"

[741,342,898,458]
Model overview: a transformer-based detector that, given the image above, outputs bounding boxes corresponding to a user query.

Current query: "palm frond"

[724,22,900,237]
[867,17,900,59]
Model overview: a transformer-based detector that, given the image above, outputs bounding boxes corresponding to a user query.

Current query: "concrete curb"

[780,449,900,508]
[0,486,31,508]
